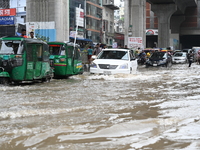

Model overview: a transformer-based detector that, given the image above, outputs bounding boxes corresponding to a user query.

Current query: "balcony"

[103,2,119,10]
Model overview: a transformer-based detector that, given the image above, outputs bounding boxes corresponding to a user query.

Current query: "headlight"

[119,63,128,69]
[90,62,97,68]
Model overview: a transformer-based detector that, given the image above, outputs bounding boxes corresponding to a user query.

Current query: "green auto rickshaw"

[48,41,83,78]
[0,36,53,84]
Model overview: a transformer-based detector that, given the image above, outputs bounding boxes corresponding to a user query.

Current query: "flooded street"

[0,64,200,150]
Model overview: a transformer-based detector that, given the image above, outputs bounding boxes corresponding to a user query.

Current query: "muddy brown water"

[0,64,200,150]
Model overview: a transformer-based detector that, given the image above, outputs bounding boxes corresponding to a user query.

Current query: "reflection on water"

[0,64,200,149]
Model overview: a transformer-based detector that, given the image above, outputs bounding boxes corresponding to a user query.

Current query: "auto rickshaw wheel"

[0,77,10,85]
[41,77,51,82]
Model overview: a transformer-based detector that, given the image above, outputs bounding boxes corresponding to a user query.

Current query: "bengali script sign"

[0,8,16,16]
[128,37,142,48]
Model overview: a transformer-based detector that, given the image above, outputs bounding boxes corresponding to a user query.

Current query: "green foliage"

[120,17,124,21]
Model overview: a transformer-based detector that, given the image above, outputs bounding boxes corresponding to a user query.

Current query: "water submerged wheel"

[41,76,51,83]
[0,77,10,85]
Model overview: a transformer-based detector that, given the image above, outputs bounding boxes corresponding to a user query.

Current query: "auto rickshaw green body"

[0,36,53,84]
[48,41,83,77]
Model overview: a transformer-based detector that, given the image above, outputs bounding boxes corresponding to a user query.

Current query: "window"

[36,45,43,61]
[43,44,50,62]
[27,44,33,61]
[0,41,24,55]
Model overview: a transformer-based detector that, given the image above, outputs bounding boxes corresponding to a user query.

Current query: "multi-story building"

[0,0,9,8]
[102,0,119,46]
[69,0,85,44]
[113,0,124,47]
[0,0,26,37]
[85,0,103,44]
[10,0,26,24]
[114,0,124,33]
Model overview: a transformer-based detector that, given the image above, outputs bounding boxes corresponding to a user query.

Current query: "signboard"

[26,22,56,42]
[0,16,15,25]
[128,37,143,48]
[76,7,84,27]
[70,31,84,39]
[0,8,16,16]
[146,29,158,35]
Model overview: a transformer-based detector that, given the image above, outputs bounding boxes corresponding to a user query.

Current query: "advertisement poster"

[128,37,143,49]
[26,22,56,42]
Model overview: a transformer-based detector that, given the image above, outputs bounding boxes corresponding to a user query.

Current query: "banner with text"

[128,37,143,49]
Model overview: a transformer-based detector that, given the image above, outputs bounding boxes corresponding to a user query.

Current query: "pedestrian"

[187,50,194,67]
[138,50,146,65]
[124,45,128,49]
[20,29,28,38]
[93,43,102,55]
[87,46,93,64]
[29,31,37,39]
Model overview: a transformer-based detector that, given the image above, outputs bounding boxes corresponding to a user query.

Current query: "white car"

[90,49,138,74]
[172,52,188,64]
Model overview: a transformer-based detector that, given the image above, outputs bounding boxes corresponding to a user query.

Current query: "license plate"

[153,64,157,66]
[103,71,111,75]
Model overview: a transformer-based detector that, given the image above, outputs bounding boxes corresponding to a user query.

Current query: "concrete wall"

[26,0,69,41]
[124,0,146,48]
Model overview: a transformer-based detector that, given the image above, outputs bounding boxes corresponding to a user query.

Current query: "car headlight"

[119,63,128,69]
[90,62,97,68]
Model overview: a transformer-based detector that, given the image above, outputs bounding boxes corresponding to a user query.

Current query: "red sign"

[0,8,16,16]
[80,12,84,18]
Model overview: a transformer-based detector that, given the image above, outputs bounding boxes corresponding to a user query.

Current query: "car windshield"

[0,40,24,54]
[150,52,166,59]
[174,52,186,57]
[98,50,129,60]
[49,44,65,55]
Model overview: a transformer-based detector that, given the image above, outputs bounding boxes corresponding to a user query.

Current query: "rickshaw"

[48,41,83,78]
[0,36,53,84]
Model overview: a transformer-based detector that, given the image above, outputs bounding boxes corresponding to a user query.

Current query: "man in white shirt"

[29,32,37,39]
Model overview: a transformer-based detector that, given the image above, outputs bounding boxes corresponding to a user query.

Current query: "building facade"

[102,0,118,46]
[85,0,103,44]
[26,0,69,42]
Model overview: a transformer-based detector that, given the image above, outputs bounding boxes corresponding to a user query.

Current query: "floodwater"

[0,64,200,150]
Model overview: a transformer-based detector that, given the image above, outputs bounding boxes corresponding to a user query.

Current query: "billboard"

[76,7,84,27]
[0,16,14,25]
[0,8,16,16]
[128,37,143,49]
[26,22,56,42]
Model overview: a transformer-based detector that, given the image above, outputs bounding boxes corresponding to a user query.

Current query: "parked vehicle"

[172,52,188,64]
[0,36,53,84]
[48,41,83,78]
[90,49,138,74]
[146,52,172,67]
[191,47,200,62]
[182,48,191,53]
